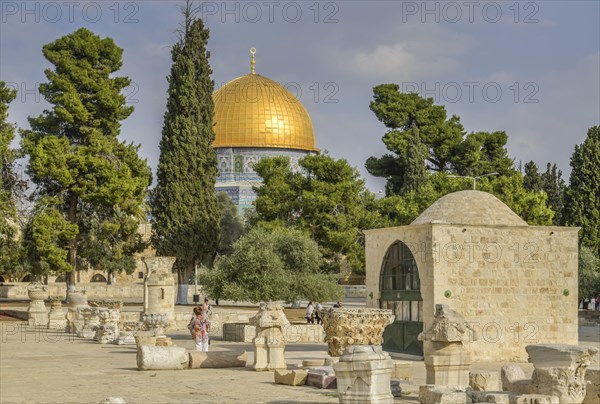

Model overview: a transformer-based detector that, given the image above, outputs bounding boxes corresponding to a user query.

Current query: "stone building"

[212,49,318,213]
[364,190,579,362]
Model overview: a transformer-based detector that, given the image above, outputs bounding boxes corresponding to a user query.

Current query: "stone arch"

[21,275,32,283]
[380,240,423,356]
[90,274,107,283]
[0,275,5,283]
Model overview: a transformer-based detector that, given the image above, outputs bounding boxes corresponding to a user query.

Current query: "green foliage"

[0,81,22,277]
[20,28,151,281]
[252,154,387,274]
[578,246,600,300]
[199,227,344,303]
[215,192,245,258]
[541,163,566,225]
[366,85,513,195]
[523,161,542,192]
[377,171,554,226]
[564,126,600,256]
[150,4,220,300]
[22,198,79,277]
[403,125,427,193]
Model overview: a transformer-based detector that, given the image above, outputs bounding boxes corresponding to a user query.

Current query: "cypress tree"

[402,124,428,194]
[541,163,566,225]
[150,1,220,304]
[21,29,151,285]
[564,126,600,256]
[523,161,542,192]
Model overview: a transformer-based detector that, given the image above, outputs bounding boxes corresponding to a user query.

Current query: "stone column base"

[334,345,394,404]
[425,352,471,386]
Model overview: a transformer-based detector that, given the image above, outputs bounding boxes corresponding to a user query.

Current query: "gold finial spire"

[250,47,256,74]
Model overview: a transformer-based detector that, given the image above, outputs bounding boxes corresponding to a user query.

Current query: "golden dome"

[212,73,318,151]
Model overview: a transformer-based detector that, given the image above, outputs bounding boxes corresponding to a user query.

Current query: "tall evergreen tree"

[150,1,220,304]
[21,28,151,285]
[0,81,24,278]
[402,124,427,194]
[541,163,566,225]
[564,126,600,256]
[523,161,542,192]
[366,85,514,194]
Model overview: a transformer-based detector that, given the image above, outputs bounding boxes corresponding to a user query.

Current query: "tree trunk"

[176,262,194,305]
[66,192,78,287]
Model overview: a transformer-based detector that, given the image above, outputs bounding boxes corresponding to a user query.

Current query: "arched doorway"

[21,275,32,283]
[90,274,107,283]
[380,241,423,356]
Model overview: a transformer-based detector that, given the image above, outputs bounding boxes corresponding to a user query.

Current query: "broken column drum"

[142,256,176,325]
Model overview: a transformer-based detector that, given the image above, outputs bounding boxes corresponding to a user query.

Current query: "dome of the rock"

[212,49,318,214]
[213,74,317,151]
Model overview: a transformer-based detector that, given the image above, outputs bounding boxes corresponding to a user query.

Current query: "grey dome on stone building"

[410,190,528,226]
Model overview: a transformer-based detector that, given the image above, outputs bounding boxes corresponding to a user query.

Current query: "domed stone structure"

[364,190,579,362]
[213,49,317,212]
[411,190,527,227]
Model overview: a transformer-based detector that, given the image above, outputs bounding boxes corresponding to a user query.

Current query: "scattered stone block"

[501,365,534,394]
[274,369,308,386]
[302,359,325,367]
[136,345,189,370]
[188,350,247,369]
[418,385,471,404]
[391,380,402,397]
[470,371,501,391]
[470,390,511,403]
[583,368,600,404]
[393,361,413,380]
[306,366,337,389]
[512,394,559,404]
[135,335,156,348]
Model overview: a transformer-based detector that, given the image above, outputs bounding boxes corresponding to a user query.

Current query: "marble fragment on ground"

[136,345,189,370]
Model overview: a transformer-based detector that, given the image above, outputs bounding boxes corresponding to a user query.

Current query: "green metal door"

[379,241,423,356]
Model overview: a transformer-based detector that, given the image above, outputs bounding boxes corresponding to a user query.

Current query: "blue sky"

[1,0,599,191]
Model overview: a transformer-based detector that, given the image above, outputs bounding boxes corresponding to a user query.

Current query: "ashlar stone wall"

[365,224,579,362]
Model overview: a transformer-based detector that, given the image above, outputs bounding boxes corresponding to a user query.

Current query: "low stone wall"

[2,283,368,300]
[222,322,325,343]
[342,285,366,298]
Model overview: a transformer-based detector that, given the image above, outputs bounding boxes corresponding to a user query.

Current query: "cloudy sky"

[1,0,599,191]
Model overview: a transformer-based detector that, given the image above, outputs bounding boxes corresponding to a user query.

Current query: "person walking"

[314,302,323,325]
[191,307,210,351]
[306,301,315,324]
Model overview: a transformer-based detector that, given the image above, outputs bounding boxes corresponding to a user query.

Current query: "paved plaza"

[1,301,598,404]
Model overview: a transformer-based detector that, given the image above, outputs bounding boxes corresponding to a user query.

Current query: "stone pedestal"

[79,308,101,339]
[424,342,472,386]
[27,286,49,326]
[142,257,176,326]
[526,344,599,404]
[333,345,394,404]
[250,302,289,371]
[65,289,88,334]
[47,298,67,330]
[97,308,120,344]
[321,308,394,357]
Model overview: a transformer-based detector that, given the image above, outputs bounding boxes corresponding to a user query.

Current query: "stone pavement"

[0,316,598,404]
